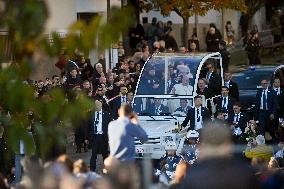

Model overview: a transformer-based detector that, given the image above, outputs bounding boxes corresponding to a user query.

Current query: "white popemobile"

[133,52,224,159]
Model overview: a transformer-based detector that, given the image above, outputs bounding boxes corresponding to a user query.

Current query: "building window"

[77,12,98,25]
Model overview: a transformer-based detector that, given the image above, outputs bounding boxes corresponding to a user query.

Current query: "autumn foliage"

[140,0,247,46]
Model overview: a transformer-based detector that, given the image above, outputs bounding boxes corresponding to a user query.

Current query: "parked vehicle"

[232,65,284,116]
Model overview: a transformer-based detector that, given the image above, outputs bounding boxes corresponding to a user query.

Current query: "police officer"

[158,141,183,182]
[181,130,199,165]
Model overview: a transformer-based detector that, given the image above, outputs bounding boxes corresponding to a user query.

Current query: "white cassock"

[172,83,193,95]
[169,84,193,112]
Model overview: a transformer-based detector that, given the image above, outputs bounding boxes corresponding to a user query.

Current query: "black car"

[232,65,284,116]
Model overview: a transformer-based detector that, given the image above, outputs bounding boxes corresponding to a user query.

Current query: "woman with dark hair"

[78,56,94,81]
[188,33,200,51]
[245,30,261,66]
[206,24,222,52]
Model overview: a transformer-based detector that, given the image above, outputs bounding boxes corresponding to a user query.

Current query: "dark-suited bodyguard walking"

[181,96,210,131]
[108,104,148,161]
[215,86,236,120]
[88,100,112,171]
[205,62,222,95]
[224,72,239,101]
[254,79,277,136]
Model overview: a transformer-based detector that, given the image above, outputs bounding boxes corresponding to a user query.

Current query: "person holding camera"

[244,135,274,161]
[108,104,148,162]
[238,120,259,145]
[51,75,61,88]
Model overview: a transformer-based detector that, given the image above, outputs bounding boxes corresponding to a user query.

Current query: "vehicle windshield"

[136,55,202,96]
[232,71,273,90]
[133,97,193,116]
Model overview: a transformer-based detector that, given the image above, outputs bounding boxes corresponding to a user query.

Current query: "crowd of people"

[1,17,284,188]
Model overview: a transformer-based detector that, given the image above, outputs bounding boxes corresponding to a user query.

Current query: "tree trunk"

[183,17,189,48]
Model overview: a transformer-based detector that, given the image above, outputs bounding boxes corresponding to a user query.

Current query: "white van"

[133,52,224,159]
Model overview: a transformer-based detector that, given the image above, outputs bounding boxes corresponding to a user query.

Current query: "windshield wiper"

[168,114,177,120]
[160,113,171,116]
[138,112,149,116]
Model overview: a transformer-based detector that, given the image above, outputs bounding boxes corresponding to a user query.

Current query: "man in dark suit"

[273,78,284,115]
[228,102,249,132]
[110,85,128,119]
[254,79,277,136]
[272,78,284,137]
[181,96,211,130]
[93,85,110,113]
[197,78,215,114]
[146,99,170,115]
[224,72,239,100]
[215,86,236,120]
[126,91,143,114]
[205,61,222,95]
[88,100,112,171]
[196,78,215,99]
[175,99,191,114]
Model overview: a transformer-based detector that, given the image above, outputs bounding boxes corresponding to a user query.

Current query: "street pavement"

[66,131,104,172]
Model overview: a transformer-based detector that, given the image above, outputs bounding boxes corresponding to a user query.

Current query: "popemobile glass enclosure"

[133,52,224,159]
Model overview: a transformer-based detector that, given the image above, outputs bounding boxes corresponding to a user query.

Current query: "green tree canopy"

[0,0,133,159]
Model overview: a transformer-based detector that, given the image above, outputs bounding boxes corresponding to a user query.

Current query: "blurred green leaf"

[0,1,133,159]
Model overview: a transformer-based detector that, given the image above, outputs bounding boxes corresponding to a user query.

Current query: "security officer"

[158,141,183,182]
[272,78,284,137]
[181,130,199,165]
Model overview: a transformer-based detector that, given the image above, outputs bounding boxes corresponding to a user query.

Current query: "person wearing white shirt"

[273,78,282,95]
[171,75,193,95]
[110,85,128,119]
[228,102,249,133]
[273,78,284,138]
[88,100,112,171]
[216,86,236,120]
[255,79,277,136]
[224,72,239,100]
[181,96,210,130]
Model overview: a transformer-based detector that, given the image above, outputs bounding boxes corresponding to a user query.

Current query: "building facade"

[140,8,267,50]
